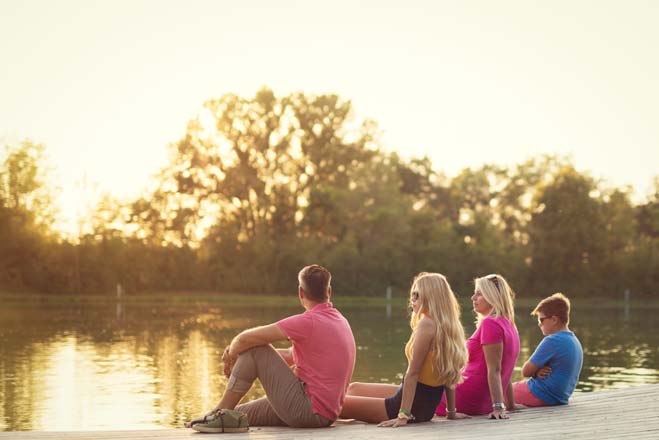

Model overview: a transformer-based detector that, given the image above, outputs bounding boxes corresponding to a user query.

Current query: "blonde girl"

[340,273,468,426]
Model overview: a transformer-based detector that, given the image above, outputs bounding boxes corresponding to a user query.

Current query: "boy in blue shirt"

[513,293,583,406]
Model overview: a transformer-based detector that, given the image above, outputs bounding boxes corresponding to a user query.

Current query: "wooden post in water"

[385,285,392,319]
[116,283,124,320]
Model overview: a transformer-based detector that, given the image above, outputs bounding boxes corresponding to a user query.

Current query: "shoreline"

[1,291,657,308]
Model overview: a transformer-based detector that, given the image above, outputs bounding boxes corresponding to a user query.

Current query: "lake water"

[1,296,657,431]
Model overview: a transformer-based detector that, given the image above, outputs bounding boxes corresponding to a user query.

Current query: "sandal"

[191,409,249,433]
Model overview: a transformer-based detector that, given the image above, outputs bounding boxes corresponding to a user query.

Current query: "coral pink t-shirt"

[436,315,520,415]
[277,302,356,421]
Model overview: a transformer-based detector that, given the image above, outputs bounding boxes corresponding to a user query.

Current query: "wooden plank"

[2,384,658,440]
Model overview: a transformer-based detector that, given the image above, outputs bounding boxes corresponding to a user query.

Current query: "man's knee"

[227,345,277,393]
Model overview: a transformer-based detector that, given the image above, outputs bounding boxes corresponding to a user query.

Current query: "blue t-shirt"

[528,330,583,405]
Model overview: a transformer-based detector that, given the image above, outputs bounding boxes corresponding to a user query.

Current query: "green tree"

[0,140,57,290]
[527,167,607,296]
[0,140,55,226]
[626,178,659,296]
[127,88,381,293]
[129,88,377,249]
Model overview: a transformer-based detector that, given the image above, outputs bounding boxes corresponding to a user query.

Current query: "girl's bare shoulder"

[416,315,437,334]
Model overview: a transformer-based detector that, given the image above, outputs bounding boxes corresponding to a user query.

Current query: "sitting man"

[513,293,583,406]
[186,264,356,430]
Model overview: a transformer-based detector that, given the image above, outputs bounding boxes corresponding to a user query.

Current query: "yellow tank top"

[405,339,442,387]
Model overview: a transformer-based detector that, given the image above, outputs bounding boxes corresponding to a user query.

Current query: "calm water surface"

[1,296,657,431]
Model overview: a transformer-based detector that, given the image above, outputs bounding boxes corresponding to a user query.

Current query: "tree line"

[1,88,657,298]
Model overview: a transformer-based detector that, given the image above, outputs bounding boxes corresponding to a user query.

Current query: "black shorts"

[384,382,444,423]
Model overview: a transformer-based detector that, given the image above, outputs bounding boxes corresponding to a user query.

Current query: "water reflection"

[0,298,657,431]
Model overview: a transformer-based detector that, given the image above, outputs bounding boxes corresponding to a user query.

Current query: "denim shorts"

[384,381,445,423]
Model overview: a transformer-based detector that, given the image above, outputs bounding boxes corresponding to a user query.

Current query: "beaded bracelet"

[397,409,415,420]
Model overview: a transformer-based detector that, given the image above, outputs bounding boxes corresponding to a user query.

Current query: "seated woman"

[513,293,583,407]
[340,272,468,427]
[435,274,521,419]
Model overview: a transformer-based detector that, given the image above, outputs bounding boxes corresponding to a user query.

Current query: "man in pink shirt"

[186,265,356,429]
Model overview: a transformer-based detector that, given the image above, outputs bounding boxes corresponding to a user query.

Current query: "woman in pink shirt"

[435,274,521,419]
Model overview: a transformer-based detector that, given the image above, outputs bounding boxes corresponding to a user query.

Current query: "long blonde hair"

[408,273,468,386]
[474,274,516,325]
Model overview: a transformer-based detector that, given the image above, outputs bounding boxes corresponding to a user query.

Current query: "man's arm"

[223,324,289,377]
[228,323,288,356]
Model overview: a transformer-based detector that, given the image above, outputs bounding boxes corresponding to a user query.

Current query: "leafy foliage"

[1,91,657,298]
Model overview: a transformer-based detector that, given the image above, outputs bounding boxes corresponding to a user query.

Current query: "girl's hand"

[378,417,409,428]
[447,411,470,420]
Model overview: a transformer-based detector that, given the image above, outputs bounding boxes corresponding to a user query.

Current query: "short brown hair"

[298,265,331,302]
[531,292,571,324]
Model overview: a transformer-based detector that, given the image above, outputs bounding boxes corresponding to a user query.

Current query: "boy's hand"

[536,366,552,379]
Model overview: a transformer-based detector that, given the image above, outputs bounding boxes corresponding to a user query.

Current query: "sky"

[1,0,658,234]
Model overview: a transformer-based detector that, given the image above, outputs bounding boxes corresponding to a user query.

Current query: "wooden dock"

[2,384,658,439]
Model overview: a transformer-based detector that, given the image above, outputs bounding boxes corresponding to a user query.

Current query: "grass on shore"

[1,290,657,308]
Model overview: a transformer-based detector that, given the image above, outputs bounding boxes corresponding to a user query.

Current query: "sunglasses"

[538,316,551,324]
[411,291,419,302]
[487,274,501,292]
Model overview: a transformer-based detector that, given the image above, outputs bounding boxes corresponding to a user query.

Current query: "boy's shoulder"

[545,330,578,344]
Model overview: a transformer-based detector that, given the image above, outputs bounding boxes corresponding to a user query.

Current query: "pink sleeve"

[480,317,504,345]
[277,312,313,342]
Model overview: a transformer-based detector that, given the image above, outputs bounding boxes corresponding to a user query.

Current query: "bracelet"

[398,409,415,420]
[492,402,506,410]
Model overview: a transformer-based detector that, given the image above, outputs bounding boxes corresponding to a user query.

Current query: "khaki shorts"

[228,345,332,428]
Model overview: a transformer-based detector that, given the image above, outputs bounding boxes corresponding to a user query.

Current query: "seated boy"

[513,293,583,406]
